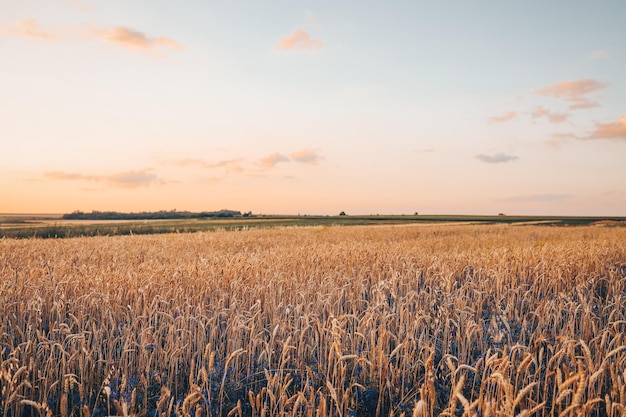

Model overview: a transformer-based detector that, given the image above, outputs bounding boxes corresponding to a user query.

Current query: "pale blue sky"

[1,1,625,215]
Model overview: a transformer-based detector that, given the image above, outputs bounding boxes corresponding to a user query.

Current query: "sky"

[1,1,625,216]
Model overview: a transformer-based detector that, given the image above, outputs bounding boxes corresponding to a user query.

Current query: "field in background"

[1,213,625,239]
[1,224,626,416]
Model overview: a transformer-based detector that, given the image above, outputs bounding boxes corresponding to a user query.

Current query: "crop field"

[2,214,625,239]
[1,224,625,416]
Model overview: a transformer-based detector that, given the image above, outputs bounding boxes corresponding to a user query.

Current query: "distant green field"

[1,214,624,239]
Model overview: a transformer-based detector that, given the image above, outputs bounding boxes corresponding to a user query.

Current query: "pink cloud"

[552,133,579,140]
[45,169,162,188]
[164,158,245,173]
[45,171,100,181]
[259,152,289,169]
[488,111,517,124]
[535,79,606,110]
[108,170,160,188]
[3,19,183,52]
[475,153,519,164]
[531,106,569,124]
[91,26,183,50]
[568,99,598,110]
[543,139,561,150]
[290,149,322,165]
[207,159,245,173]
[3,19,60,40]
[547,112,569,124]
[531,106,550,119]
[543,133,579,149]
[588,116,626,140]
[275,28,323,50]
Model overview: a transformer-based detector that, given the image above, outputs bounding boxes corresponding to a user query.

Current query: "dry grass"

[1,224,625,416]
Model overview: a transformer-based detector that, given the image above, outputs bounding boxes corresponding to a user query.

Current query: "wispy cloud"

[164,158,245,173]
[163,150,322,173]
[543,133,579,149]
[45,171,100,181]
[535,78,606,110]
[531,106,549,119]
[587,116,626,141]
[90,26,183,51]
[552,133,579,140]
[290,149,322,165]
[590,49,608,59]
[206,159,245,173]
[498,193,573,203]
[475,153,519,164]
[488,111,517,124]
[2,19,183,53]
[531,106,569,124]
[275,28,323,50]
[259,152,289,169]
[3,19,60,40]
[107,170,161,188]
[547,112,569,123]
[44,169,162,188]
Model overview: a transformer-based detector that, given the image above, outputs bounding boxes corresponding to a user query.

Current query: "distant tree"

[63,209,242,220]
[498,213,506,216]
[339,211,347,216]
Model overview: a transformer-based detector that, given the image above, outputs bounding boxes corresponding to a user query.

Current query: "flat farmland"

[1,214,625,239]
[1,224,625,416]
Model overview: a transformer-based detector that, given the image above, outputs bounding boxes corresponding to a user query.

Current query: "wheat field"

[1,224,625,416]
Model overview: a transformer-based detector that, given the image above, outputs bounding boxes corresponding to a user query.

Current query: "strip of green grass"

[1,215,624,239]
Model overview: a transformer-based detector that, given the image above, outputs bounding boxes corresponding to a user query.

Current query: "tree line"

[62,209,247,220]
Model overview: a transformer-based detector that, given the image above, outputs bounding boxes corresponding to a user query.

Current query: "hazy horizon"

[2,211,625,219]
[2,1,625,216]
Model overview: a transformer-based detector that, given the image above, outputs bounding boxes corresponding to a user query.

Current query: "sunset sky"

[1,1,625,215]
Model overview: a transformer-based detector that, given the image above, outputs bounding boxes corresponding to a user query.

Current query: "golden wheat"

[1,224,625,416]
